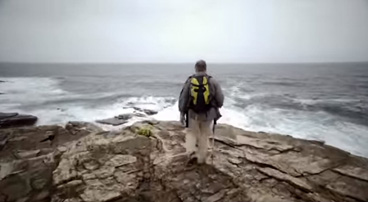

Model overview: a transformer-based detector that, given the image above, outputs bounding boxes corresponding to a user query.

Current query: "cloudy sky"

[0,0,367,63]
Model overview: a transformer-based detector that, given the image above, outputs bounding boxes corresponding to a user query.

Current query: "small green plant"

[136,126,153,137]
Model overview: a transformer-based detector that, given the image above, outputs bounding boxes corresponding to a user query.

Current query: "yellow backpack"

[190,75,212,112]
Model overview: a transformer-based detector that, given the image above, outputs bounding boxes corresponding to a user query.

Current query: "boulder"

[1,121,367,202]
[0,113,38,128]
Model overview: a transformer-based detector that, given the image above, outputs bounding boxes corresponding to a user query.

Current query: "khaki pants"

[185,118,213,164]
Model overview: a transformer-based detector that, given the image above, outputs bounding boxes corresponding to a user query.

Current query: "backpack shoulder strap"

[191,74,211,85]
[185,75,193,85]
[202,75,212,85]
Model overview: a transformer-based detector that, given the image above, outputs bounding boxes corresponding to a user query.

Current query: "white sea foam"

[219,104,368,157]
[0,77,68,110]
[1,77,368,157]
[0,77,66,97]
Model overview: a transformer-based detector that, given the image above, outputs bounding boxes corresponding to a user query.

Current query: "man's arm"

[178,78,191,113]
[211,78,224,108]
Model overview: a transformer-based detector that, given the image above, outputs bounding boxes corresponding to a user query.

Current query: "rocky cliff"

[0,121,367,202]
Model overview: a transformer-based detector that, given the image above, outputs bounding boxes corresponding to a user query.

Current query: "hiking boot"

[186,152,197,166]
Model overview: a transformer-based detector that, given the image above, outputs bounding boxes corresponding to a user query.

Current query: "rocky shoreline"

[0,121,367,202]
[0,109,158,128]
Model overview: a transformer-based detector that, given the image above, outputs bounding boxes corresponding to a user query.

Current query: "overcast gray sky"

[0,0,367,63]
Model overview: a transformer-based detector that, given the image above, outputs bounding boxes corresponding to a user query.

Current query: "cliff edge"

[0,121,367,202]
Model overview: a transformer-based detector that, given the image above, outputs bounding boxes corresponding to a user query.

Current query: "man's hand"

[180,112,185,126]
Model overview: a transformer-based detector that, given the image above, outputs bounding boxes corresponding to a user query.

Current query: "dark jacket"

[179,72,224,121]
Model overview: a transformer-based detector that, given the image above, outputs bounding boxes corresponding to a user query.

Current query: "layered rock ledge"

[0,121,367,202]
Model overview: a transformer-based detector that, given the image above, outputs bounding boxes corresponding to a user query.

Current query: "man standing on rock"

[179,60,224,164]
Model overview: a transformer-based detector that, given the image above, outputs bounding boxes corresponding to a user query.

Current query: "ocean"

[1,63,368,157]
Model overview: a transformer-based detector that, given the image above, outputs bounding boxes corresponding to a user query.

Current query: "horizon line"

[1,61,368,65]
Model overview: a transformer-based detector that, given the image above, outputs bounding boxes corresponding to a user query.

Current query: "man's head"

[195,60,207,73]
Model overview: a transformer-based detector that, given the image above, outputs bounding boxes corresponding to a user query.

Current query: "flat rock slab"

[0,114,37,128]
[115,114,133,120]
[333,165,368,182]
[115,113,146,120]
[133,107,158,115]
[96,113,147,126]
[0,113,18,120]
[96,118,128,126]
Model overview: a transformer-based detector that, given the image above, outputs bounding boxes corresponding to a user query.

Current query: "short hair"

[195,60,207,72]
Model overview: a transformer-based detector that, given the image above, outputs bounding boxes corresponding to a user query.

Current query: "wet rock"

[96,113,146,126]
[115,113,133,120]
[0,113,38,128]
[133,107,158,115]
[96,118,128,126]
[143,109,158,115]
[0,112,18,119]
[116,112,146,119]
[144,109,158,115]
[56,108,66,112]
